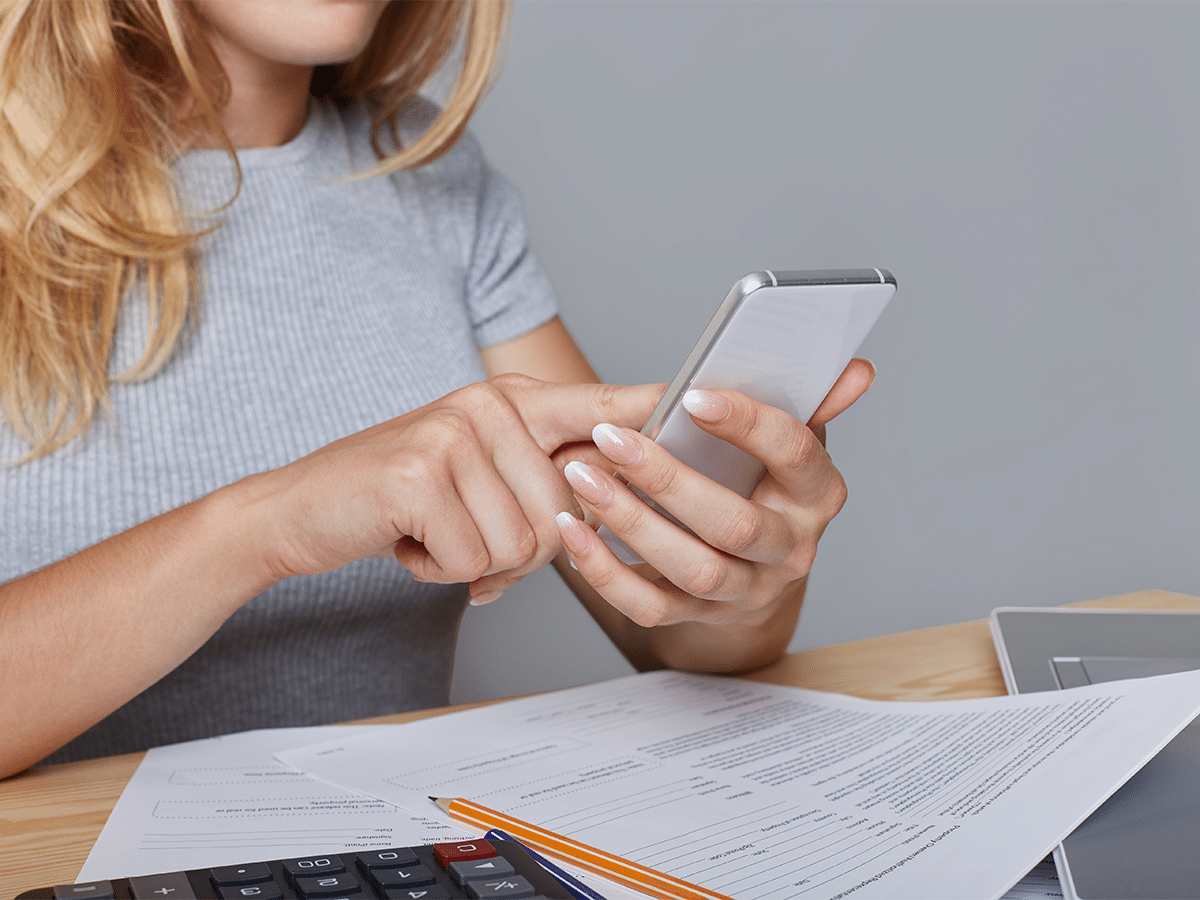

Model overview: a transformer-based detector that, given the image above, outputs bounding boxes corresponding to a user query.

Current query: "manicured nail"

[469,589,504,607]
[556,510,592,554]
[592,423,642,465]
[564,460,613,503]
[682,389,730,422]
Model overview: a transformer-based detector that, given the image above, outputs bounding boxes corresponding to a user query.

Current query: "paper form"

[485,672,1143,820]
[277,669,1200,900]
[77,726,470,882]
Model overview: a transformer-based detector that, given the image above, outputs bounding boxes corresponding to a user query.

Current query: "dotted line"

[168,766,309,787]
[461,758,665,811]
[151,798,394,820]
[384,739,585,788]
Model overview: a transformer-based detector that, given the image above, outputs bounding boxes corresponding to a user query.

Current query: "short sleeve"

[389,100,559,349]
[462,152,559,348]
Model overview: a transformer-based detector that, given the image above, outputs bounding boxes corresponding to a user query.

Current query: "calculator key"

[382,889,449,900]
[53,883,114,900]
[294,874,362,898]
[284,857,345,880]
[211,863,273,886]
[358,848,421,870]
[467,876,536,899]
[371,866,436,889]
[129,872,198,900]
[218,883,283,900]
[448,857,515,885]
[433,840,496,866]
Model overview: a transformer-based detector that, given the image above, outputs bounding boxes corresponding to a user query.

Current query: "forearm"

[554,553,805,674]
[0,475,280,778]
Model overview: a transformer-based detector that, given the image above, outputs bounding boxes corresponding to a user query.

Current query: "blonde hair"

[0,0,508,461]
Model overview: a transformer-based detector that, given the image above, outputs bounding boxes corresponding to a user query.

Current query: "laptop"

[990,607,1200,900]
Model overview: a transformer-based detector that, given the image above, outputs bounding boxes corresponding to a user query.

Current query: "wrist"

[647,578,807,674]
[195,472,291,598]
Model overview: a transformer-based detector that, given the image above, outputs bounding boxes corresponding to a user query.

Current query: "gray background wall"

[450,0,1200,705]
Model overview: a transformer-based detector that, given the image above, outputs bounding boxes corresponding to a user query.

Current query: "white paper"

[277,669,1200,900]
[77,726,470,881]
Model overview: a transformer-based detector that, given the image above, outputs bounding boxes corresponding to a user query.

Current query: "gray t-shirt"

[0,98,559,763]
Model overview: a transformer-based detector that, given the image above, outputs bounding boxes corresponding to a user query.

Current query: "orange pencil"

[431,796,735,900]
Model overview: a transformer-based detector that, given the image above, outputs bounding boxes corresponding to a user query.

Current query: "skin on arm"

[0,478,287,778]
[479,316,875,675]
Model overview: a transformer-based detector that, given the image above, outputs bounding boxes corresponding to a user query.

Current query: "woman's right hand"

[0,373,659,777]
[246,373,664,603]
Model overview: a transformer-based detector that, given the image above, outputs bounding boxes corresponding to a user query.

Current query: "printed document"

[76,726,468,881]
[277,669,1200,900]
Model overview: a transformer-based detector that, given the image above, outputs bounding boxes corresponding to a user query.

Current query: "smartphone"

[599,268,896,565]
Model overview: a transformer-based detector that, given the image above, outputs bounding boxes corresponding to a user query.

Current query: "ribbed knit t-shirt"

[0,98,559,764]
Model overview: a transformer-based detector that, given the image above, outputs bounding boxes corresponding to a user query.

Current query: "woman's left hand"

[554,358,875,671]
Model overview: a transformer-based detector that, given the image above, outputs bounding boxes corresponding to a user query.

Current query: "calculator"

[13,839,581,900]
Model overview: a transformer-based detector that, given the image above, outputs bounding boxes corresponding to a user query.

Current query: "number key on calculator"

[14,839,591,900]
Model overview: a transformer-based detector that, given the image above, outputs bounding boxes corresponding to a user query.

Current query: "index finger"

[492,374,667,454]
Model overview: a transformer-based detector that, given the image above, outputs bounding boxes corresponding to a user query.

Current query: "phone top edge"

[771,268,895,287]
[639,269,892,440]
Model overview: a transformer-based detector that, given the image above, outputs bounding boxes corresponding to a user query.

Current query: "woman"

[0,0,873,778]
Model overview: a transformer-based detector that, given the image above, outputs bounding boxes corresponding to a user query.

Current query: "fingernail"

[556,510,592,554]
[564,460,613,504]
[682,389,730,422]
[593,423,642,465]
[469,589,504,607]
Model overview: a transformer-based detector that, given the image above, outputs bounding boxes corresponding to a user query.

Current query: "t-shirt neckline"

[181,99,325,170]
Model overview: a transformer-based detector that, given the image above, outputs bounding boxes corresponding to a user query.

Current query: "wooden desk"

[3,588,1197,898]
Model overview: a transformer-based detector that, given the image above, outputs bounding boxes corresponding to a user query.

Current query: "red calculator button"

[433,840,496,865]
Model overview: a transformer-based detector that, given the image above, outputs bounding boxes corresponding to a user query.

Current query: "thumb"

[809,358,876,428]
